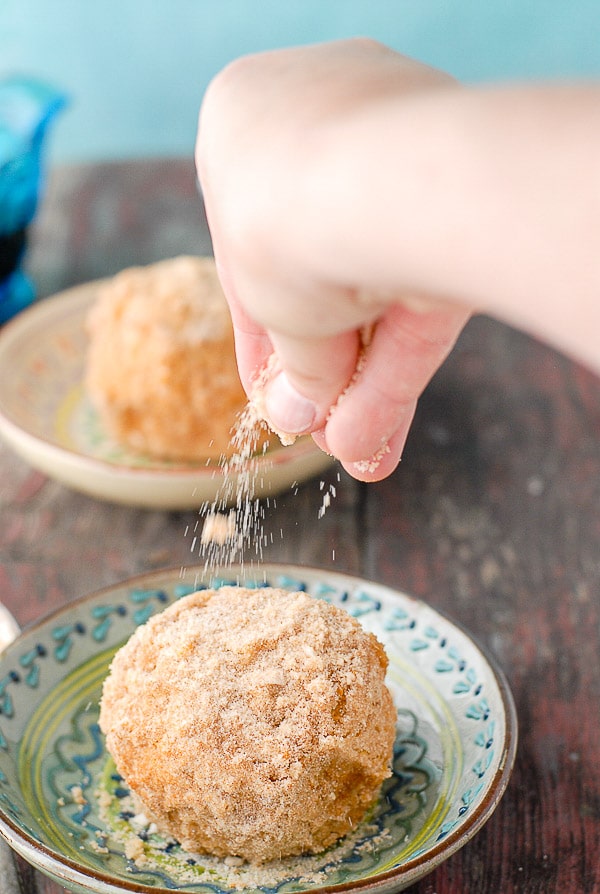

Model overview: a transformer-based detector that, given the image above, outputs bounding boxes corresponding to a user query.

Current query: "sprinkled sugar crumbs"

[96,781,392,889]
[188,344,350,574]
[201,510,237,546]
[193,400,273,575]
[353,442,391,474]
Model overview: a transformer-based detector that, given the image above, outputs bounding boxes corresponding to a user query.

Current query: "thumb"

[259,329,360,438]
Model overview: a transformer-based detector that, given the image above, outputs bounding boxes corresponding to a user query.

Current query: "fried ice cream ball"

[85,255,248,461]
[99,586,397,863]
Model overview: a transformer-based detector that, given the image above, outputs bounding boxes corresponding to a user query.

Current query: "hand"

[198,40,600,480]
[197,39,469,480]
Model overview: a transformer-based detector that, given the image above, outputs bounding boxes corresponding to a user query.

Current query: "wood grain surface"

[1,159,599,893]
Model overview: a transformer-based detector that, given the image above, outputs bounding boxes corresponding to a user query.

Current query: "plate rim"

[0,563,518,894]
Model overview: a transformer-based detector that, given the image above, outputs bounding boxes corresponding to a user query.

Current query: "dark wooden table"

[2,159,600,893]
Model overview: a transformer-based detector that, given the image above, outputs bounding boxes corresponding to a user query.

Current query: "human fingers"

[322,300,471,474]
[213,244,371,431]
[338,420,414,482]
[215,243,368,439]
[311,409,415,482]
[260,328,361,437]
[225,291,274,399]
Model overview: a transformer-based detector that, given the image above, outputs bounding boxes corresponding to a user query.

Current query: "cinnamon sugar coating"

[99,586,397,863]
[85,256,248,461]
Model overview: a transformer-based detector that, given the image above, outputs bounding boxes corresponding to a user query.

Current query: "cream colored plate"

[0,283,333,509]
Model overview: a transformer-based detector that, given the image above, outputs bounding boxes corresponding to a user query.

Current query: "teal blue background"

[2,0,600,163]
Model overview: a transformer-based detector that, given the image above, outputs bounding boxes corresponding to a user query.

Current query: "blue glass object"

[0,77,66,323]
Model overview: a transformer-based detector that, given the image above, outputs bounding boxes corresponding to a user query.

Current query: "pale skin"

[196,38,600,481]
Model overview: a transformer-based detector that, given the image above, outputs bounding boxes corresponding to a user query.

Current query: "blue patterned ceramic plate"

[0,565,517,894]
[0,284,332,509]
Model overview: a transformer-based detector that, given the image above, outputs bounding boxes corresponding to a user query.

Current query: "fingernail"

[265,372,316,434]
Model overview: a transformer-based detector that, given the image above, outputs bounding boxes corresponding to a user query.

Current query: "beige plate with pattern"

[0,284,333,509]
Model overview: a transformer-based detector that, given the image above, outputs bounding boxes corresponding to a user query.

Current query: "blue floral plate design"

[0,565,517,894]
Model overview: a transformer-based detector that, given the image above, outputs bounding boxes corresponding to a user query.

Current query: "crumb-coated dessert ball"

[85,255,248,461]
[99,586,397,864]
